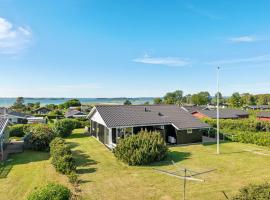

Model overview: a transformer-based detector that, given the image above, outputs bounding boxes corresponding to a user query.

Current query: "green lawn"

[1,129,270,200]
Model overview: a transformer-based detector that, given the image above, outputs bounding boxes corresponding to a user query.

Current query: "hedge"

[9,124,31,137]
[27,183,71,200]
[232,182,270,200]
[114,130,168,165]
[50,138,76,174]
[24,124,57,151]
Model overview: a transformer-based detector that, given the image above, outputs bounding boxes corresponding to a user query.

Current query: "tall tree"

[123,99,132,105]
[191,91,211,105]
[11,97,25,110]
[229,92,243,107]
[163,90,183,105]
[153,97,162,104]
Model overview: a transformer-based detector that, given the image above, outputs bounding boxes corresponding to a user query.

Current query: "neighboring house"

[243,105,270,110]
[87,105,210,149]
[191,109,249,119]
[65,109,87,118]
[0,118,9,160]
[27,117,47,124]
[33,107,51,115]
[0,107,32,124]
[181,105,208,113]
[257,111,270,121]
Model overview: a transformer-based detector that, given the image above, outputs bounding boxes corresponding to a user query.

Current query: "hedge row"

[50,137,76,174]
[114,130,168,166]
[9,124,31,137]
[203,118,270,132]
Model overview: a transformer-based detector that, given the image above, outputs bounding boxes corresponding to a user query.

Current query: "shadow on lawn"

[68,133,90,139]
[150,151,191,167]
[0,150,49,178]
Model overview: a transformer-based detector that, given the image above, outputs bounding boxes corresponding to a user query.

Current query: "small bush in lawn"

[68,171,79,185]
[9,124,29,137]
[24,124,56,151]
[54,119,77,137]
[114,130,168,165]
[27,183,71,200]
[231,182,270,200]
[50,138,76,174]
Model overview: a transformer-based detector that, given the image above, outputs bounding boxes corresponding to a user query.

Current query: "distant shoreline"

[0,97,155,107]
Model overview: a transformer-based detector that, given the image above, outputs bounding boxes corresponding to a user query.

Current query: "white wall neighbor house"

[87,105,210,149]
[0,107,32,124]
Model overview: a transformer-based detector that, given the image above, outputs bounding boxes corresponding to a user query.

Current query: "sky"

[0,0,270,98]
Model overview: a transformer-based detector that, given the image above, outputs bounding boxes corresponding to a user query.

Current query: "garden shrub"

[9,124,30,137]
[24,124,56,151]
[50,138,76,174]
[114,130,168,165]
[231,182,270,200]
[27,183,71,200]
[54,119,77,137]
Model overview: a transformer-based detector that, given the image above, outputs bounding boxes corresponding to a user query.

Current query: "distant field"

[1,129,270,200]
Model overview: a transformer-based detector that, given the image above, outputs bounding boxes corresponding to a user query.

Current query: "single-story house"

[0,118,9,160]
[243,105,270,110]
[65,109,87,118]
[191,109,249,119]
[257,111,270,121]
[87,105,210,149]
[181,105,208,113]
[33,107,51,115]
[0,107,32,124]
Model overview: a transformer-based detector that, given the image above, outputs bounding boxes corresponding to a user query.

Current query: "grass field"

[1,129,270,200]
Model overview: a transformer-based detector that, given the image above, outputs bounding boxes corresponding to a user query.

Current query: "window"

[187,129,193,134]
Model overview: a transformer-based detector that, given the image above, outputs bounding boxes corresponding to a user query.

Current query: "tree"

[59,99,81,109]
[163,90,183,105]
[144,101,150,105]
[257,95,270,105]
[211,92,223,105]
[241,93,256,105]
[123,99,132,105]
[153,97,162,104]
[191,91,211,105]
[229,92,243,107]
[11,97,25,110]
[232,183,270,200]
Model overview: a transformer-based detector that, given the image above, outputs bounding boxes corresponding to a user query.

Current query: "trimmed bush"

[232,182,270,200]
[27,183,71,200]
[50,138,76,174]
[9,124,30,137]
[54,119,77,137]
[24,124,56,151]
[114,130,168,165]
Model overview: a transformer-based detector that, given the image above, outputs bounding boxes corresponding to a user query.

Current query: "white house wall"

[90,110,107,127]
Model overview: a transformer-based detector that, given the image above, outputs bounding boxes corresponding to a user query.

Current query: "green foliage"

[54,119,77,137]
[163,90,183,105]
[27,183,71,200]
[59,99,81,109]
[114,130,168,165]
[153,97,163,104]
[68,171,79,185]
[229,92,243,108]
[50,138,76,174]
[24,124,57,151]
[9,124,30,137]
[191,91,211,105]
[123,99,132,105]
[229,131,270,147]
[231,182,270,200]
[11,97,26,110]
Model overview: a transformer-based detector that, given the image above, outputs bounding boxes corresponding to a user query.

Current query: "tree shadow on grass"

[0,150,50,178]
[68,133,90,139]
[149,151,191,167]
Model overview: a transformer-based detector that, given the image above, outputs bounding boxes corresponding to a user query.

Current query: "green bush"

[27,183,71,200]
[50,138,76,174]
[24,124,56,151]
[231,182,270,200]
[9,124,30,137]
[54,119,76,137]
[114,130,168,165]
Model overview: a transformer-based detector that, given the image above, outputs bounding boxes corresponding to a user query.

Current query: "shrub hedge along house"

[87,105,210,149]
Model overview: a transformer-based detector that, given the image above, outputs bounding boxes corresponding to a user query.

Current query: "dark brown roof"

[91,105,210,130]
[257,111,270,118]
[193,109,249,119]
[244,105,270,110]
[65,109,86,118]
[181,105,208,113]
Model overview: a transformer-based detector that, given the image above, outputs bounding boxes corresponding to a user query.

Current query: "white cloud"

[0,17,31,55]
[207,54,270,65]
[228,36,256,43]
[133,54,190,67]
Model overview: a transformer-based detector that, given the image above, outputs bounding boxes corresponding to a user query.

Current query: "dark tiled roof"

[65,109,86,118]
[0,118,8,134]
[0,107,31,118]
[257,111,270,118]
[92,105,210,130]
[194,109,249,119]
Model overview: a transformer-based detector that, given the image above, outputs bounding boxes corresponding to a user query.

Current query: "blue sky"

[0,0,270,98]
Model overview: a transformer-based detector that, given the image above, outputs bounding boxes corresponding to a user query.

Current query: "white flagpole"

[217,66,220,154]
